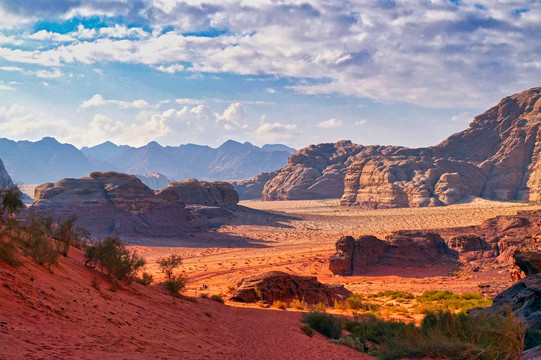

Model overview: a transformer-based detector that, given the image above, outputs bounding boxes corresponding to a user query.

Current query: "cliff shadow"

[354,261,462,278]
[122,232,276,248]
[226,205,300,229]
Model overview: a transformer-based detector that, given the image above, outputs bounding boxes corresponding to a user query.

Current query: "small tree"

[53,215,89,256]
[0,184,24,222]
[157,254,186,296]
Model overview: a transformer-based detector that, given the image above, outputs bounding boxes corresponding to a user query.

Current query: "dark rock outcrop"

[159,179,239,206]
[230,271,352,304]
[329,231,455,275]
[30,171,197,237]
[470,273,541,351]
[514,251,541,277]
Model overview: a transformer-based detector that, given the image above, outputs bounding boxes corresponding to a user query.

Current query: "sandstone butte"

[236,87,541,208]
[29,172,239,237]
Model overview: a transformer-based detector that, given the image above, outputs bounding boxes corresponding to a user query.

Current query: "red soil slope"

[0,247,369,360]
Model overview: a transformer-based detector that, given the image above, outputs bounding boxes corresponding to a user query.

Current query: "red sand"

[0,247,370,359]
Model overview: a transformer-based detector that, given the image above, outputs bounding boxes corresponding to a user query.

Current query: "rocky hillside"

[0,158,13,186]
[240,87,541,207]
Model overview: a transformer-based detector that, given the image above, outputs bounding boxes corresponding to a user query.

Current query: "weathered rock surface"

[470,273,541,350]
[244,88,541,207]
[232,171,278,200]
[329,231,456,275]
[330,210,541,275]
[230,271,352,304]
[514,251,541,277]
[159,179,239,206]
[30,171,197,237]
[260,141,403,200]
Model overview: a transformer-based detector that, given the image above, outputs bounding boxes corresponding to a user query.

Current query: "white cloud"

[267,88,275,94]
[0,84,14,91]
[0,66,24,72]
[35,68,63,79]
[215,102,246,130]
[317,118,342,128]
[28,30,74,42]
[80,94,149,110]
[356,119,368,125]
[254,122,298,143]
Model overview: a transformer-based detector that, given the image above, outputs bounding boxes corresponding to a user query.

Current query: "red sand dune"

[0,247,370,359]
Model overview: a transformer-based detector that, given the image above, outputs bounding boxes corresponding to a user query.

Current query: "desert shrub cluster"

[303,309,525,360]
[85,237,145,285]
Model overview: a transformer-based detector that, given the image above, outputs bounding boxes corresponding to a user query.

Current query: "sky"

[0,0,539,150]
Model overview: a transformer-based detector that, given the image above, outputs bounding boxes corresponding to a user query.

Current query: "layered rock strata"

[160,179,239,206]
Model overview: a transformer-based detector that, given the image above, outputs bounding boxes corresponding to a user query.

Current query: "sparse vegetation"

[0,183,24,222]
[135,272,153,286]
[84,237,145,285]
[0,239,20,266]
[52,215,89,256]
[210,294,225,304]
[301,311,342,339]
[157,254,186,296]
[310,309,526,360]
[414,290,492,313]
[272,300,287,310]
[19,216,59,268]
[289,298,307,310]
[300,324,314,337]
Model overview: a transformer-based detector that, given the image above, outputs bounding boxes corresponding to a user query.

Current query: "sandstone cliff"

[30,172,197,237]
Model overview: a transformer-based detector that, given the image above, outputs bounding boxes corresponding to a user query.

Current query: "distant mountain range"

[0,137,295,185]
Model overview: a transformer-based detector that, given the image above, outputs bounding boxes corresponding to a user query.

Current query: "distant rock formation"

[159,179,239,207]
[136,172,172,190]
[242,87,541,207]
[230,271,351,305]
[0,158,13,186]
[259,141,403,200]
[330,210,541,276]
[329,232,455,275]
[30,171,197,237]
[232,171,278,200]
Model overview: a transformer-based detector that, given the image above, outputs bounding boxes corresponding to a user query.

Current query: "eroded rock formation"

[330,210,541,275]
[230,271,352,304]
[160,179,239,206]
[329,231,455,275]
[31,171,198,237]
[242,88,541,207]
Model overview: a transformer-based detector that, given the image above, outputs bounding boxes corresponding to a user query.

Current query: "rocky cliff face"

[329,232,456,275]
[244,87,541,207]
[158,179,239,206]
[260,141,403,200]
[330,210,541,276]
[30,172,197,237]
[0,158,13,186]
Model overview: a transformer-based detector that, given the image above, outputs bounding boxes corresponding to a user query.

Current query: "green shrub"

[53,215,89,256]
[301,311,342,339]
[84,237,145,284]
[0,184,24,220]
[347,293,365,309]
[376,290,414,300]
[0,240,20,266]
[135,272,153,286]
[157,254,186,296]
[300,324,314,337]
[20,217,59,268]
[200,293,209,298]
[335,310,525,360]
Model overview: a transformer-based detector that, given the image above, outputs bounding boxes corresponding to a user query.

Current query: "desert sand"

[131,198,541,300]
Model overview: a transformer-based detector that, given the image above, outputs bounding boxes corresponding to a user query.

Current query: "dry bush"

[157,254,186,296]
[272,300,287,310]
[135,272,153,286]
[290,298,307,310]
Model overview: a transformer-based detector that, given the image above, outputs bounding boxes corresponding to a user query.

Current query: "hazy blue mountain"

[0,137,94,184]
[261,144,296,154]
[0,137,294,184]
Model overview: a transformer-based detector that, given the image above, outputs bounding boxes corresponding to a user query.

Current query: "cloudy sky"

[0,0,539,149]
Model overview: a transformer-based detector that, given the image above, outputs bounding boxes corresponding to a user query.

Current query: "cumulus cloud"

[317,118,342,128]
[254,122,298,143]
[80,94,149,110]
[1,1,539,107]
[215,102,246,130]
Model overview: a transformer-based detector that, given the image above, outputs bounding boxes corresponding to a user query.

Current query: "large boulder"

[30,171,197,237]
[329,231,456,275]
[230,271,352,305]
[470,273,541,350]
[158,179,239,206]
[514,251,541,277]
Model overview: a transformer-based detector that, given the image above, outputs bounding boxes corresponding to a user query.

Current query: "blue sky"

[0,0,539,149]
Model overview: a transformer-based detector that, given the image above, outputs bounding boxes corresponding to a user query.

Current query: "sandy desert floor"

[130,198,541,302]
